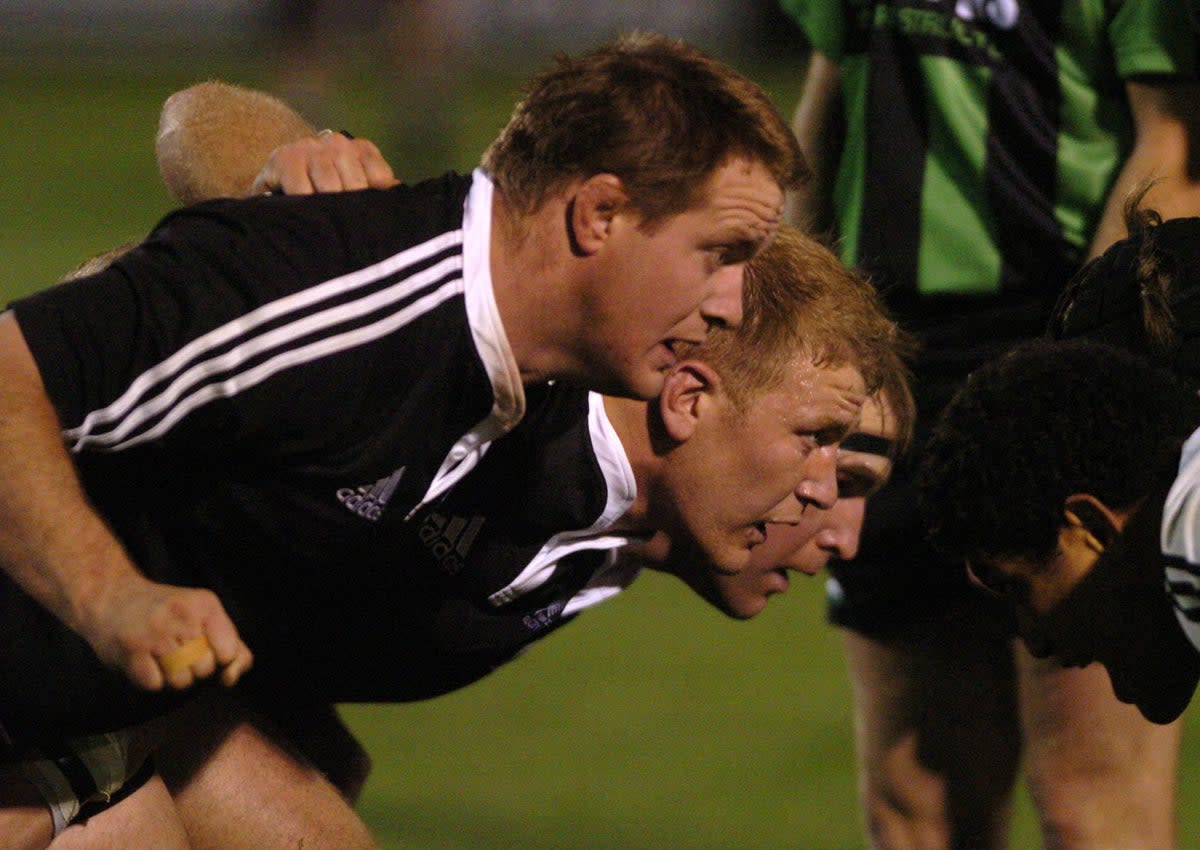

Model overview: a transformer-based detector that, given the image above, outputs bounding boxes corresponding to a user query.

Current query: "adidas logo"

[522,600,566,633]
[417,511,486,575]
[336,467,406,521]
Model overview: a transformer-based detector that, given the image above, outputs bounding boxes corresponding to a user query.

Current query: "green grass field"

[3,44,1199,849]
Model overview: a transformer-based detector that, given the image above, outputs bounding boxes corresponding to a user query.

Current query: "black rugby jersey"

[0,385,639,739]
[11,170,523,585]
[0,170,548,740]
[244,387,641,704]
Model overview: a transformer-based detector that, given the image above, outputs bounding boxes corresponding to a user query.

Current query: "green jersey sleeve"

[779,0,848,59]
[1109,0,1198,77]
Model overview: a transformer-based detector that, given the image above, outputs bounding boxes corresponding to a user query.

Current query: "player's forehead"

[858,393,894,430]
[841,388,898,446]
[776,357,866,415]
[692,156,783,242]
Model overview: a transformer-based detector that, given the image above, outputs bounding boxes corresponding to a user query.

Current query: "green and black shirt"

[784,0,1196,299]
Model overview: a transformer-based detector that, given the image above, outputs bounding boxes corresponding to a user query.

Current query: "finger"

[306,133,357,191]
[129,653,165,692]
[360,149,398,189]
[190,648,218,681]
[249,167,281,195]
[219,643,254,687]
[159,635,211,681]
[203,614,244,667]
[258,146,318,196]
[253,163,315,196]
[332,153,371,191]
[349,139,396,189]
[310,155,356,192]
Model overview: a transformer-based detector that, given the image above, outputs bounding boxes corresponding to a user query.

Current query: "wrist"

[43,516,139,636]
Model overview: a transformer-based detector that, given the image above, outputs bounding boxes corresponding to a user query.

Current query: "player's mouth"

[746,522,768,547]
[791,555,826,577]
[769,567,791,593]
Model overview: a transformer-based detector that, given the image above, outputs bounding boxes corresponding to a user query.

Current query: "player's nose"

[795,446,838,511]
[700,265,744,331]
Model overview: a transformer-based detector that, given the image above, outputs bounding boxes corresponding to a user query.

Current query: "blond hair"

[689,227,910,415]
[156,81,316,205]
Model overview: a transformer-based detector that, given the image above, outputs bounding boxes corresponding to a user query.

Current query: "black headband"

[840,433,894,458]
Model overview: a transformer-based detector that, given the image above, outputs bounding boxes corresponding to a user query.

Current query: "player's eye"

[836,472,873,498]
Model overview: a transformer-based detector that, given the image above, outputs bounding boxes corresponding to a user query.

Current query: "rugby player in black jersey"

[2,213,904,848]
[0,33,803,701]
[0,75,900,847]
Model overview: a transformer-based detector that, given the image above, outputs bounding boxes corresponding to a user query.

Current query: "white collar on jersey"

[463,168,525,433]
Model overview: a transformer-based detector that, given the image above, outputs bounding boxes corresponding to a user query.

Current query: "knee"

[859,729,1019,850]
[1028,770,1176,850]
[1017,648,1183,850]
[862,773,951,850]
[857,734,953,850]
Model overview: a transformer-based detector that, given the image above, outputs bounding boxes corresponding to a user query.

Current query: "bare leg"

[841,598,1021,850]
[1,721,169,850]
[1018,648,1182,850]
[155,692,378,850]
[0,767,53,850]
[51,774,191,850]
[256,702,372,803]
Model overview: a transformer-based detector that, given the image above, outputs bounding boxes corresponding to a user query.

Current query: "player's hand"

[77,572,253,691]
[250,131,399,195]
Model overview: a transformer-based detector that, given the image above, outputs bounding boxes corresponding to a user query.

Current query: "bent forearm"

[787,51,844,233]
[1089,140,1200,258]
[1088,79,1200,258]
[0,310,138,633]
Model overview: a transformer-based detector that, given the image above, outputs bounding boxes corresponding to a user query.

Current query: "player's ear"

[657,360,721,442]
[568,174,628,256]
[1062,493,1122,554]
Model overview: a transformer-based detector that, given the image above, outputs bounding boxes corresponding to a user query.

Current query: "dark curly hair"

[917,338,1200,563]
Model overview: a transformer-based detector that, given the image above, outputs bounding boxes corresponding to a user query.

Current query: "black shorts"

[0,575,188,745]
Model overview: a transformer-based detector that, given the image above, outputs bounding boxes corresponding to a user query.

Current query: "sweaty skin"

[661,393,896,619]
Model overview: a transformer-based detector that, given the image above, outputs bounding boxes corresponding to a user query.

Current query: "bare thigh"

[840,597,1021,850]
[1017,648,1182,850]
[51,773,190,850]
[154,692,378,850]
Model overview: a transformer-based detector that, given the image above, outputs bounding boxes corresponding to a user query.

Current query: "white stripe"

[1167,566,1200,596]
[378,466,404,502]
[1166,565,1200,619]
[65,232,462,445]
[71,256,461,449]
[562,550,642,618]
[1163,425,1200,562]
[486,393,636,606]
[85,279,464,452]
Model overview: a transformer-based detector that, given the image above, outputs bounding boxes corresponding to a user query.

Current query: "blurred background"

[2,3,1199,847]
